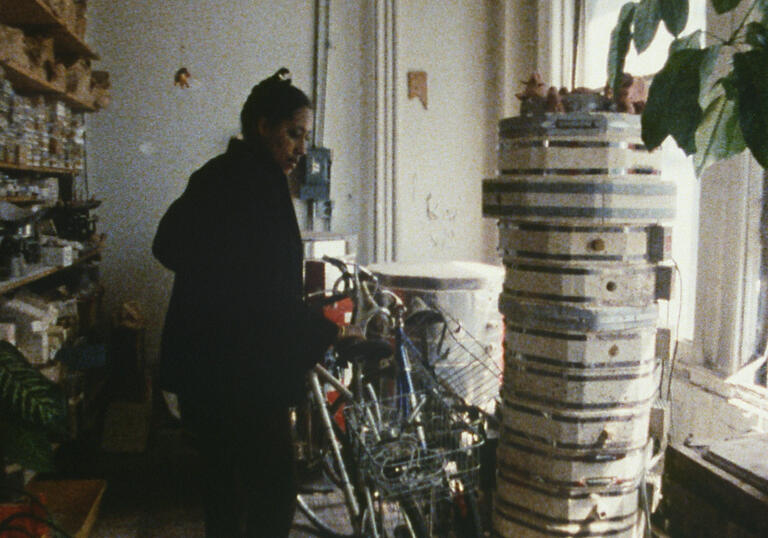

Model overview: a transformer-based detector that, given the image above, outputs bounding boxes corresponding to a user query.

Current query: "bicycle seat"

[336,338,393,366]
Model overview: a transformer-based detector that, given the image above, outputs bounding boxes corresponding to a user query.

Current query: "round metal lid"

[368,261,504,291]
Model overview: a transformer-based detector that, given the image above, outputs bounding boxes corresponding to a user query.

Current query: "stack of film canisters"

[482,112,674,538]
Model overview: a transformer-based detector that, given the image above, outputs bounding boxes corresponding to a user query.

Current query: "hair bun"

[275,67,291,82]
[260,67,291,88]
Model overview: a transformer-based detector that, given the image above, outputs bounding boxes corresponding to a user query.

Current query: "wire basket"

[345,390,483,503]
[406,304,503,417]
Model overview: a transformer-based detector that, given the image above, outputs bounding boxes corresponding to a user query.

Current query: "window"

[574,1,767,397]
[576,1,706,345]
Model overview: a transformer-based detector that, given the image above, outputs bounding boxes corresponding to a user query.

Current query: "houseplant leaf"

[635,0,662,52]
[712,0,743,13]
[759,0,768,20]
[660,0,689,35]
[608,2,637,96]
[745,21,768,49]
[0,421,55,472]
[642,48,707,153]
[694,91,746,176]
[733,49,768,168]
[669,29,704,54]
[699,44,724,97]
[0,341,66,435]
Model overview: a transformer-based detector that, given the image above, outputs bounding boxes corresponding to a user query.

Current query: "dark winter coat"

[152,138,337,408]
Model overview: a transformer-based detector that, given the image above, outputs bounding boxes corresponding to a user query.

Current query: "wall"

[394,0,506,263]
[86,1,373,360]
[86,1,537,365]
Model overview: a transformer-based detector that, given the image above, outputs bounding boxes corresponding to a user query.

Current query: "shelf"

[0,245,102,295]
[0,0,98,60]
[0,196,55,205]
[0,161,81,176]
[0,60,96,112]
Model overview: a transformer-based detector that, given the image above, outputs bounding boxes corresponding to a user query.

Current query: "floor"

[40,383,495,538]
[45,400,353,538]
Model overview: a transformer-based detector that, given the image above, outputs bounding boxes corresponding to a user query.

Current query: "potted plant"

[607,0,768,176]
[0,339,68,535]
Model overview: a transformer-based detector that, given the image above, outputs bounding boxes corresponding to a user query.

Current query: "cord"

[665,259,683,402]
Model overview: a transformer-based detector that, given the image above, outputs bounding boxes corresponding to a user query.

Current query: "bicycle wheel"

[365,492,428,538]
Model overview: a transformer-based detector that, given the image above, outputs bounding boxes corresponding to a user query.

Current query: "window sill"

[671,353,768,444]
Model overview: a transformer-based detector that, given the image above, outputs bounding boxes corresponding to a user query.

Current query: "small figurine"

[516,72,547,100]
[615,73,648,114]
[545,86,565,112]
[174,67,191,88]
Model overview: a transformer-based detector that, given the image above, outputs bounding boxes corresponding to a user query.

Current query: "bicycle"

[296,257,408,536]
[295,257,490,537]
[350,292,487,538]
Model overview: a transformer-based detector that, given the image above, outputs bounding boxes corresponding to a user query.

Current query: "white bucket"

[369,261,504,412]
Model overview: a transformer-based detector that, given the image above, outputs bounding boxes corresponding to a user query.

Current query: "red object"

[0,494,50,537]
[325,390,346,431]
[322,297,354,326]
[304,260,327,297]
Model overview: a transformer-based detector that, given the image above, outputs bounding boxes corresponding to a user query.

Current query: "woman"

[153,68,341,537]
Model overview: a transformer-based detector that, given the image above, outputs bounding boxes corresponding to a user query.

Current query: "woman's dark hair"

[241,68,312,141]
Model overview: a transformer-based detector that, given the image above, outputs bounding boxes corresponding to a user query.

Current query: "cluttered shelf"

[0,0,97,59]
[0,242,102,295]
[0,59,96,111]
[0,161,79,176]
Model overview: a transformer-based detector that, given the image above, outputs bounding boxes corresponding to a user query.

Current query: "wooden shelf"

[0,161,81,176]
[0,60,96,112]
[0,196,54,205]
[0,245,102,295]
[0,0,98,60]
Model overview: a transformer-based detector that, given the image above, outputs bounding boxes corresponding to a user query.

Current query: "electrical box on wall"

[299,147,331,201]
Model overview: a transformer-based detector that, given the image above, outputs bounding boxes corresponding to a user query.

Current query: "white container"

[369,261,505,412]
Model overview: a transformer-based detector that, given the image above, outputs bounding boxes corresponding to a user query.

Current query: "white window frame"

[686,4,766,386]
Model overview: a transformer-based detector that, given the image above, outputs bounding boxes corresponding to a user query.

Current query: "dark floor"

[42,386,495,538]
[46,399,352,537]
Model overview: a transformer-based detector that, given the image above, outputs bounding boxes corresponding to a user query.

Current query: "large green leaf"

[700,44,724,97]
[733,50,768,168]
[660,0,689,35]
[746,21,768,49]
[608,3,637,95]
[694,92,746,176]
[712,0,743,14]
[759,0,768,20]
[0,341,66,434]
[642,48,707,153]
[669,30,703,54]
[0,421,55,472]
[635,0,662,52]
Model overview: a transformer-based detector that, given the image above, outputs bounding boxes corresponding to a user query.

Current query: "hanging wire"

[571,0,584,91]
[665,259,684,402]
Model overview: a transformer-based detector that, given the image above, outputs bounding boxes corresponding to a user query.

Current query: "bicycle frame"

[298,257,485,537]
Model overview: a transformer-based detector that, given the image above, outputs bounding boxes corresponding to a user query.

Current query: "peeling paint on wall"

[138,142,157,156]
[425,192,458,248]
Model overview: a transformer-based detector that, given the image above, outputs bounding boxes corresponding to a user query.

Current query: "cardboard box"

[41,245,73,267]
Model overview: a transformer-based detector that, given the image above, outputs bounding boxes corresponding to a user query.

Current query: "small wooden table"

[663,439,768,537]
[26,479,107,538]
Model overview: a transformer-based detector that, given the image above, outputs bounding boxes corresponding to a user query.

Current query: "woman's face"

[258,107,313,175]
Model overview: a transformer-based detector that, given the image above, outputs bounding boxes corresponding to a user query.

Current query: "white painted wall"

[86,0,373,361]
[85,1,537,363]
[393,0,504,264]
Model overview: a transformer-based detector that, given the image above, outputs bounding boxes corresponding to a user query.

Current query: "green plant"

[0,340,67,476]
[608,0,768,175]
